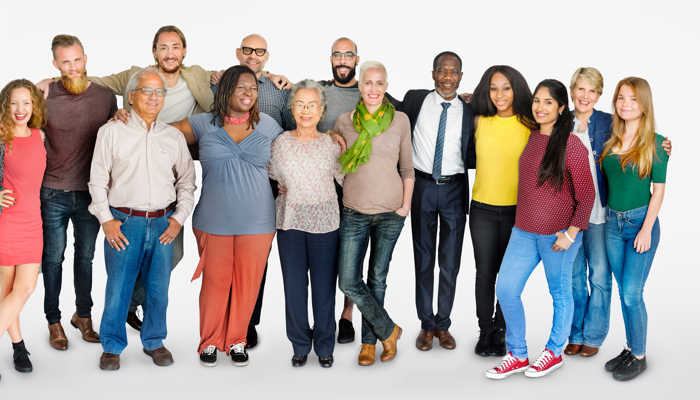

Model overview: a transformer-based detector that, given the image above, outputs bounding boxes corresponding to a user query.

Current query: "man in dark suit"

[387,51,475,351]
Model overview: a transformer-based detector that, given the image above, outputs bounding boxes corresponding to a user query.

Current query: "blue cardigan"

[572,108,613,207]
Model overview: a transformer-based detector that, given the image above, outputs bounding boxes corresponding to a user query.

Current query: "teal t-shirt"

[602,133,668,212]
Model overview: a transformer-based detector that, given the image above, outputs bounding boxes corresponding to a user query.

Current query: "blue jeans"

[337,207,406,344]
[100,207,174,354]
[605,205,659,356]
[40,188,101,324]
[278,229,338,356]
[569,222,612,347]
[496,227,583,359]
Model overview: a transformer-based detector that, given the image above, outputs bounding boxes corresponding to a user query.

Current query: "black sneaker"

[605,348,632,372]
[245,325,258,349]
[338,318,355,344]
[230,343,249,366]
[475,326,494,357]
[489,327,507,357]
[200,345,217,367]
[13,346,32,373]
[613,355,646,381]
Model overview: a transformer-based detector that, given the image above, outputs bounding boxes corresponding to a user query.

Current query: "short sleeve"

[258,114,283,140]
[188,113,215,141]
[651,134,669,183]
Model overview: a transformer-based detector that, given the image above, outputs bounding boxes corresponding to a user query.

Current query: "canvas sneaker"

[525,349,563,377]
[230,343,249,366]
[486,351,529,380]
[200,345,217,367]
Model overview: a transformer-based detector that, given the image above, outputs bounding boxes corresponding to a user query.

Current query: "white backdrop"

[0,0,697,399]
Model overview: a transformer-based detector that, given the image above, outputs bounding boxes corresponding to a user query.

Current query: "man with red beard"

[41,34,118,350]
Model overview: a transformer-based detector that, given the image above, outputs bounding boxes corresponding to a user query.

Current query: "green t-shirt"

[602,133,668,212]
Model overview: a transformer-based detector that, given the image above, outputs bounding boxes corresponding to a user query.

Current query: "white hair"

[358,61,388,84]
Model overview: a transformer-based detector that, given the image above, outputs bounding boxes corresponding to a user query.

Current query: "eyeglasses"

[332,52,356,60]
[133,87,167,97]
[241,47,267,56]
[293,102,321,111]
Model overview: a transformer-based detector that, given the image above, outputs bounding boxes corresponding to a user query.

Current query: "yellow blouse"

[472,115,531,206]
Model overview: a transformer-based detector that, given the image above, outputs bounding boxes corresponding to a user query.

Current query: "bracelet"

[564,231,575,243]
[402,207,410,213]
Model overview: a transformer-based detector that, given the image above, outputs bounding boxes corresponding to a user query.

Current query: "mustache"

[62,69,89,95]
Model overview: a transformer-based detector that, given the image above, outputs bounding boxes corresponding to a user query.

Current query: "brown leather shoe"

[434,330,456,349]
[48,323,68,350]
[380,324,402,362]
[415,329,434,351]
[70,313,100,343]
[564,343,582,355]
[580,345,599,357]
[99,352,120,371]
[358,344,376,366]
[143,346,174,366]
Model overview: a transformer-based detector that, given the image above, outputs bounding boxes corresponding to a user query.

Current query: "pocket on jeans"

[111,209,129,225]
[626,214,646,228]
[40,187,55,200]
[342,206,360,215]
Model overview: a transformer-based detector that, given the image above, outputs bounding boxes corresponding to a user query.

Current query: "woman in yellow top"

[469,65,537,357]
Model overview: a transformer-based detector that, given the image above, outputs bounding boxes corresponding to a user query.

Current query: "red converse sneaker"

[486,351,529,380]
[525,349,562,377]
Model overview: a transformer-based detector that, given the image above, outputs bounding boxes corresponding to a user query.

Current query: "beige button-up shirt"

[88,112,196,226]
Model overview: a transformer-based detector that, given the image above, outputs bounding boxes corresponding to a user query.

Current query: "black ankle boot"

[13,341,33,373]
[489,327,507,357]
[475,326,494,357]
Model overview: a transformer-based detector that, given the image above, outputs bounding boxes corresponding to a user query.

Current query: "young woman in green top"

[599,77,668,381]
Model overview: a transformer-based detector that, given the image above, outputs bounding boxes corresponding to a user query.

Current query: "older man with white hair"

[88,68,196,371]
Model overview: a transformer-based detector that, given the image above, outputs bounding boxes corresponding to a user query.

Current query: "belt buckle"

[436,177,448,185]
[145,210,151,219]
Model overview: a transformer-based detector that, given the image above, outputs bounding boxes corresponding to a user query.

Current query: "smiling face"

[9,87,32,128]
[359,68,387,112]
[53,43,89,95]
[331,38,359,85]
[571,77,601,115]
[153,32,186,74]
[236,35,269,76]
[228,72,258,116]
[292,88,322,129]
[432,55,462,101]
[615,84,643,123]
[490,72,514,117]
[532,87,565,129]
[128,72,165,121]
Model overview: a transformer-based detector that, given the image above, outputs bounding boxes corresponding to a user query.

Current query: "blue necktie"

[432,102,451,181]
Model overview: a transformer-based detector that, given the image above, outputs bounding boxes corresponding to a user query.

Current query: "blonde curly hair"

[0,79,47,152]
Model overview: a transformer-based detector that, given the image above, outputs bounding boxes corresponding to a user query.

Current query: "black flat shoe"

[338,318,355,344]
[318,355,334,368]
[489,327,507,357]
[475,326,494,357]
[13,347,32,373]
[246,325,258,349]
[613,355,646,381]
[605,348,632,372]
[292,355,307,367]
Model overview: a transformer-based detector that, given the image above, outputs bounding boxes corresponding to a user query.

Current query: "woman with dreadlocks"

[170,65,282,368]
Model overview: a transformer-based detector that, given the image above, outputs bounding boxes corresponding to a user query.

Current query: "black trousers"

[468,200,516,331]
[411,173,466,332]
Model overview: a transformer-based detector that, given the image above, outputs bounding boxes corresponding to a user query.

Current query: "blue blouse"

[189,112,283,235]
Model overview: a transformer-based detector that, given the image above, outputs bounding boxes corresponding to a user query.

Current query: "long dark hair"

[211,65,260,130]
[472,65,537,130]
[534,79,574,193]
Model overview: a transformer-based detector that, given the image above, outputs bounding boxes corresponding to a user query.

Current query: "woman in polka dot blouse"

[486,79,595,380]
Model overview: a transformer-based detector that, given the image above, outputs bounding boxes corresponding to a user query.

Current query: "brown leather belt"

[114,203,174,219]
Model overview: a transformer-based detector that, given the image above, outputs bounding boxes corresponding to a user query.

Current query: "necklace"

[576,127,587,133]
[224,112,250,125]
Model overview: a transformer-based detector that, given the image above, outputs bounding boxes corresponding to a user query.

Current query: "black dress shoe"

[291,355,307,367]
[337,318,355,344]
[475,326,494,357]
[245,325,258,349]
[126,311,142,331]
[318,355,334,368]
[489,327,507,357]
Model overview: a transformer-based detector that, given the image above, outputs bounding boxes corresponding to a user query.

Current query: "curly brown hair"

[0,79,47,152]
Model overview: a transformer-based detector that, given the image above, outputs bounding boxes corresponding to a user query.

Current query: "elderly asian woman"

[335,61,414,366]
[267,79,344,368]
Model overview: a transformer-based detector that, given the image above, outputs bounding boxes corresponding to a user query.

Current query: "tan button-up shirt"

[88,112,196,226]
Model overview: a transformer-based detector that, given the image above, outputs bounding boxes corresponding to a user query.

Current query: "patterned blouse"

[267,132,344,233]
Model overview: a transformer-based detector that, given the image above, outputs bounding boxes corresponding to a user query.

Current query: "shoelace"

[621,354,641,367]
[229,343,246,354]
[495,354,518,372]
[202,345,216,356]
[532,350,554,369]
[14,348,31,360]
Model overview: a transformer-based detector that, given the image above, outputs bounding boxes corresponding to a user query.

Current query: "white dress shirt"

[573,116,606,224]
[88,112,197,226]
[412,91,464,176]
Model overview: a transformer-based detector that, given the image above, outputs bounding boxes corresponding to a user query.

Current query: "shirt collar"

[129,110,163,132]
[431,90,461,107]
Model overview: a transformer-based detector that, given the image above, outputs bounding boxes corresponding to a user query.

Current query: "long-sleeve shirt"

[88,112,197,226]
[514,131,595,235]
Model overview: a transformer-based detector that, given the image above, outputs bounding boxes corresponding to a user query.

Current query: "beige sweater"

[334,110,414,215]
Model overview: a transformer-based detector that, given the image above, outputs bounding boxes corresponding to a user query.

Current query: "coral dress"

[0,128,46,265]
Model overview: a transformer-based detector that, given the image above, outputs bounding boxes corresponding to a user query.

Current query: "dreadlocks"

[210,65,260,130]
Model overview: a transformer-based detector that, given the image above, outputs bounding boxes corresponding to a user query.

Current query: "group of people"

[0,25,670,383]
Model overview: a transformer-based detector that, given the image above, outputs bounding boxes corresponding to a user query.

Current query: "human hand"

[159,217,182,245]
[0,189,16,208]
[395,207,409,217]
[552,232,573,252]
[661,136,672,156]
[211,71,223,85]
[266,73,292,90]
[109,109,130,124]
[277,183,288,195]
[35,78,55,99]
[103,219,129,251]
[328,130,347,152]
[634,230,652,253]
[460,92,473,103]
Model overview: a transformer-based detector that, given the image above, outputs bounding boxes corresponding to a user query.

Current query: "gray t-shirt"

[158,73,197,124]
[318,81,360,132]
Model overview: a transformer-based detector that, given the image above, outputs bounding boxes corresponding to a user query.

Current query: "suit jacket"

[387,89,476,214]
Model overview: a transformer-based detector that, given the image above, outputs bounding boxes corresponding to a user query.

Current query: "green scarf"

[338,97,395,174]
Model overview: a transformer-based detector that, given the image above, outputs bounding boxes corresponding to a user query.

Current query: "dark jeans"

[277,229,338,356]
[337,207,406,344]
[411,173,466,331]
[468,200,516,331]
[40,188,101,324]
